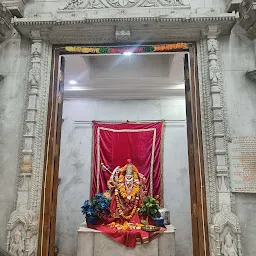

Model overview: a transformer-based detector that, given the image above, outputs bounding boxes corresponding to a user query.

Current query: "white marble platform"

[77,224,176,256]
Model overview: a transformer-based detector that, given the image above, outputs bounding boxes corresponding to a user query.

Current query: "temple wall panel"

[220,27,256,256]
[0,29,30,248]
[22,0,226,18]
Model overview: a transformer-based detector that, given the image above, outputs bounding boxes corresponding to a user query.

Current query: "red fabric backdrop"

[91,121,164,205]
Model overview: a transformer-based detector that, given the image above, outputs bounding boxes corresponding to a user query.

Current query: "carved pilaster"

[20,36,42,174]
[198,25,242,256]
[206,26,231,210]
[6,31,52,256]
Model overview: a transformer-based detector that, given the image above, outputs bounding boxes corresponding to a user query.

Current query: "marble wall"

[56,97,193,256]
[220,27,256,256]
[0,30,30,248]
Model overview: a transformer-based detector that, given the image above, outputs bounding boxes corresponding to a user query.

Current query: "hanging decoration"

[65,43,188,54]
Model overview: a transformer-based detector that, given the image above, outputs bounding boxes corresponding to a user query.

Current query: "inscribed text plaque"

[229,137,256,193]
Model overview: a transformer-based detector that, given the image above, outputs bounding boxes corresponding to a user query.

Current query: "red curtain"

[91,121,164,205]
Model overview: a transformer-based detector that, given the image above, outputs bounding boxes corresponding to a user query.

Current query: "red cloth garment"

[87,222,166,248]
[91,121,164,204]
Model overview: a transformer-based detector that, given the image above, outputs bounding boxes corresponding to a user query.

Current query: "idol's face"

[126,173,133,180]
[125,166,134,179]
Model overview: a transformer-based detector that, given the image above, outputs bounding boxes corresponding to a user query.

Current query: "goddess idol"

[107,159,147,225]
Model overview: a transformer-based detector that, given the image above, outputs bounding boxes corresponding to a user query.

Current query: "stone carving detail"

[198,26,243,255]
[211,205,242,256]
[10,229,25,256]
[61,0,184,9]
[29,43,41,91]
[7,32,52,255]
[221,232,238,256]
[209,224,217,256]
[115,26,130,41]
[7,208,38,256]
[206,27,230,201]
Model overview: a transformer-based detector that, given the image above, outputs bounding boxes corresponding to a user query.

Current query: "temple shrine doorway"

[39,44,208,256]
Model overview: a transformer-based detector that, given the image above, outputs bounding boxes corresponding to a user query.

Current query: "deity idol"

[221,232,238,256]
[107,160,146,225]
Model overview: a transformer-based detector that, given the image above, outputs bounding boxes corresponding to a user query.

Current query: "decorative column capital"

[202,25,220,39]
[29,30,42,41]
[115,26,131,42]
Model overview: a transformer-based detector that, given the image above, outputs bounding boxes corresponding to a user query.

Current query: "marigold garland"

[117,182,140,200]
[115,192,139,220]
[65,43,188,55]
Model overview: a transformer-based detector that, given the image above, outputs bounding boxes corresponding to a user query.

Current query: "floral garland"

[117,182,140,200]
[115,192,139,220]
[65,43,188,55]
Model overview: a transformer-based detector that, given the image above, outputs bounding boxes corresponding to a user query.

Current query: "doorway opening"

[38,44,209,256]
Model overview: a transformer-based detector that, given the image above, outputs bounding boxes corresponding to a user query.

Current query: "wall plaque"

[229,137,256,193]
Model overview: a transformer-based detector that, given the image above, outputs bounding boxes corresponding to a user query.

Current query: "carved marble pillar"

[198,25,242,256]
[206,26,231,212]
[6,30,52,256]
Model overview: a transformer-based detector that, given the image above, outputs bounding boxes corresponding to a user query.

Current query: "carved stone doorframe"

[197,28,242,256]
[7,10,242,256]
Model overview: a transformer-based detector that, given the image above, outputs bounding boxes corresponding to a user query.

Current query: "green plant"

[138,196,161,218]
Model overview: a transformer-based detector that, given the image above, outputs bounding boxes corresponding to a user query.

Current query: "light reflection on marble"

[56,97,193,256]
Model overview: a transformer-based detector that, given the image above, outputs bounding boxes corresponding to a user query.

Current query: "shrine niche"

[54,47,188,254]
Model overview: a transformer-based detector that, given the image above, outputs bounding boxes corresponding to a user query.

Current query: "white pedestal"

[77,224,176,256]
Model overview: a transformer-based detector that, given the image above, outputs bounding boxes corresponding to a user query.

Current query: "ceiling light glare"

[69,80,77,85]
[123,51,133,56]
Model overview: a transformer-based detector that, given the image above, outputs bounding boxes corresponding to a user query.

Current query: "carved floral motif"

[60,0,184,9]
